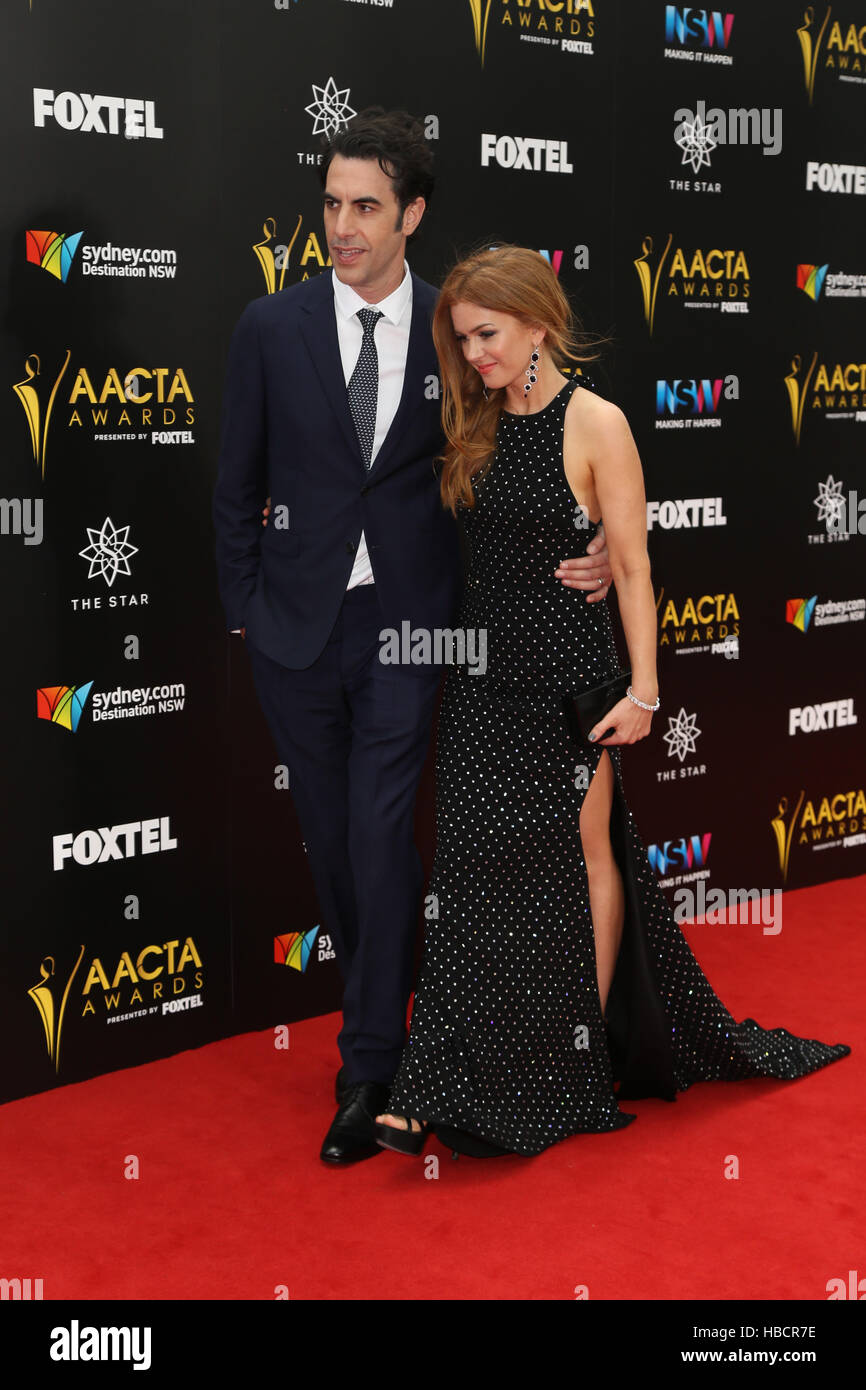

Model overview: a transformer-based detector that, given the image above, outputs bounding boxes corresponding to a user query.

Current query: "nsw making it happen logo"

[664,6,735,61]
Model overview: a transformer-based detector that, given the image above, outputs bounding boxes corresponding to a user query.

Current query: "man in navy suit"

[213,109,612,1163]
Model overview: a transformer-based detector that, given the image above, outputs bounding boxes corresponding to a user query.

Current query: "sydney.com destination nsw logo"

[274,929,335,972]
[25,229,178,283]
[37,679,185,731]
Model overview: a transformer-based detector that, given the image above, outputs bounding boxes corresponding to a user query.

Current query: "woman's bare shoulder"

[565,378,631,446]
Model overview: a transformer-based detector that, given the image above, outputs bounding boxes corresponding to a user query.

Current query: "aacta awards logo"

[12,351,71,479]
[771,787,866,882]
[251,213,332,292]
[29,938,205,1070]
[785,352,866,445]
[634,233,750,334]
[655,586,740,658]
[28,946,86,1073]
[13,353,195,457]
[797,7,866,104]
[468,0,493,63]
[469,1,597,65]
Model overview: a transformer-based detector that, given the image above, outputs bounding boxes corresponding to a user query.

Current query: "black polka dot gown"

[386,376,851,1157]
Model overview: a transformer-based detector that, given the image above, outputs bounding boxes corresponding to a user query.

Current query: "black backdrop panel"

[1,0,863,1103]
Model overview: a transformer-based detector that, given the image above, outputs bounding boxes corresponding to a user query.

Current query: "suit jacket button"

[360,485,370,495]
[346,541,355,554]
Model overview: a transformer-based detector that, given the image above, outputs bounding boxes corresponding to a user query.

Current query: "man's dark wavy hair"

[318,107,435,240]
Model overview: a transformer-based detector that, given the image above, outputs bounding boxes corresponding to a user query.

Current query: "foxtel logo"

[788,699,857,735]
[53,817,177,870]
[805,161,866,195]
[33,88,163,139]
[481,133,573,173]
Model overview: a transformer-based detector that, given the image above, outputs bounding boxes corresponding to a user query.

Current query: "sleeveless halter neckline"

[500,377,577,418]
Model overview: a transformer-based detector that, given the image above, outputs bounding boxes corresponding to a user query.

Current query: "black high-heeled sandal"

[433,1124,512,1158]
[374,1115,430,1156]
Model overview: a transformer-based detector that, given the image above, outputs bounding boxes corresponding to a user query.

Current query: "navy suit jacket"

[212,268,463,669]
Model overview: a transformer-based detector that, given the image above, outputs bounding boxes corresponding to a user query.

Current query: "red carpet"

[1,875,862,1301]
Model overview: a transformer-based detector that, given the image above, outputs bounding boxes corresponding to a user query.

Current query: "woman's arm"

[564,392,658,744]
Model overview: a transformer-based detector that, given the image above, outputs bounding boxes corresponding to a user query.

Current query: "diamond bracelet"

[626,685,660,712]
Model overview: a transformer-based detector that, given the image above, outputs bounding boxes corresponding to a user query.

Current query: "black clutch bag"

[562,670,631,746]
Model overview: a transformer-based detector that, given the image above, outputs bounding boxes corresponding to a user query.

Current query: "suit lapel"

[298,273,364,465]
[368,275,434,480]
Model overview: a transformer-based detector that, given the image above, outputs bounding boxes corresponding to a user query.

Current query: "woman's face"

[450,301,542,393]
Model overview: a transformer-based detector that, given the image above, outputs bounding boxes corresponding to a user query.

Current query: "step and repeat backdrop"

[1,0,863,1104]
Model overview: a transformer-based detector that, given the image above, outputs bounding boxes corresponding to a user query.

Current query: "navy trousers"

[245,584,442,1086]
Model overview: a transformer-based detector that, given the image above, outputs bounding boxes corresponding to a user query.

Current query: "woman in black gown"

[375,245,850,1158]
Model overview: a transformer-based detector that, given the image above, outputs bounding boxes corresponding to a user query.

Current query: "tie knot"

[357,307,383,335]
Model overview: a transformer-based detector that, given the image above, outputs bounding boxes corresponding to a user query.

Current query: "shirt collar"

[332,259,412,326]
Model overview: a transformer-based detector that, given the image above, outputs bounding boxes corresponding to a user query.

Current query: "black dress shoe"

[320,1081,392,1165]
[335,1065,348,1104]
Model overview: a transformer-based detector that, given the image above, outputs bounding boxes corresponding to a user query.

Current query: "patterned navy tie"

[347,307,383,469]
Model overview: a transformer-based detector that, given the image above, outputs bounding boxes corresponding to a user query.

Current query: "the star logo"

[675,115,716,174]
[78,516,138,587]
[305,77,356,139]
[662,708,702,763]
[813,476,845,532]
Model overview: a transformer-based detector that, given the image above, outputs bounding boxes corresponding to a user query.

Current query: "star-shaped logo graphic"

[305,77,356,139]
[79,517,138,587]
[663,707,702,763]
[675,115,717,174]
[813,475,845,532]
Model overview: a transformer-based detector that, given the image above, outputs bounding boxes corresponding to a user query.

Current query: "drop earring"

[524,344,540,395]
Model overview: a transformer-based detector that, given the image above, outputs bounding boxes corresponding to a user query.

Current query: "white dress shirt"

[332,260,413,588]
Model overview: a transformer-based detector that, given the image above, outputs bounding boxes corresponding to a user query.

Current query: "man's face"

[323,154,424,301]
